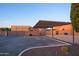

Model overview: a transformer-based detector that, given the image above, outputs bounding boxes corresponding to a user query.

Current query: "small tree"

[0,28,11,36]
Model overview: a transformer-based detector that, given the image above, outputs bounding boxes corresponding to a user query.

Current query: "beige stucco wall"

[53,24,73,35]
[45,24,73,35]
[25,28,46,36]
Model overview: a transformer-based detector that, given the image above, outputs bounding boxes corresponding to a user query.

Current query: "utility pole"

[52,27,53,37]
[71,25,75,55]
[72,27,75,45]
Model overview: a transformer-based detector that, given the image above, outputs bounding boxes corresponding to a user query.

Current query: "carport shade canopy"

[33,20,71,28]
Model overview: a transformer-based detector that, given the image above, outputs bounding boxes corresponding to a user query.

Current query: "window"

[64,32,68,35]
[62,28,65,31]
[29,34,32,36]
[56,31,59,35]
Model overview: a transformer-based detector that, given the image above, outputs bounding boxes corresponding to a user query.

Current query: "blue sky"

[0,3,71,27]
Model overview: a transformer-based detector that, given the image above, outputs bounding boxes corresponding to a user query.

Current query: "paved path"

[0,36,69,56]
[53,35,79,44]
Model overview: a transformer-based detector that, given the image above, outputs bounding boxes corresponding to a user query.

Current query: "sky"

[0,3,71,27]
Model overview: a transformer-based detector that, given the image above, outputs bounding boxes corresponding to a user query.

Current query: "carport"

[33,20,71,37]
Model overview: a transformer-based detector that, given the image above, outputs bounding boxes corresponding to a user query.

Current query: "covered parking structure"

[33,20,71,37]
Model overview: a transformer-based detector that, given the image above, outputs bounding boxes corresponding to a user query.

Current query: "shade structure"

[33,20,71,28]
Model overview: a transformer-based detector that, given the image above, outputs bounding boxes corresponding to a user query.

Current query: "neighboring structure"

[11,25,41,36]
[11,25,32,31]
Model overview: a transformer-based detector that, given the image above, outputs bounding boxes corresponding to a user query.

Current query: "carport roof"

[33,20,71,28]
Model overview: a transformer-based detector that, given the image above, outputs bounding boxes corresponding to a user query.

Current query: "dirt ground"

[20,44,79,56]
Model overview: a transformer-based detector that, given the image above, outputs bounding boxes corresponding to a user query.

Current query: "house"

[33,20,79,36]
